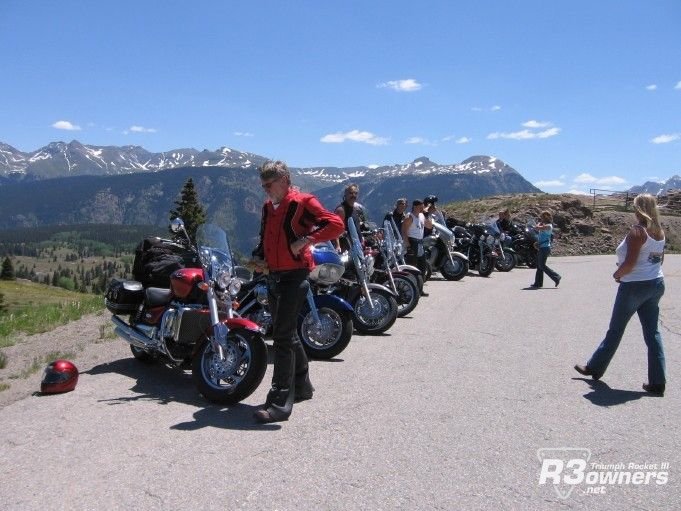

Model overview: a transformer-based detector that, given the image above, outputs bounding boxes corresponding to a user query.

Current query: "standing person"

[496,209,512,233]
[385,197,408,231]
[401,199,432,295]
[423,195,446,226]
[530,211,561,288]
[334,183,368,251]
[250,161,344,423]
[575,194,667,396]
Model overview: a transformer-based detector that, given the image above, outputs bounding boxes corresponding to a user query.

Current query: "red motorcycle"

[105,219,267,404]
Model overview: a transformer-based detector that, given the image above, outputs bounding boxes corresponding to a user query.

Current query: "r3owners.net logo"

[537,448,670,499]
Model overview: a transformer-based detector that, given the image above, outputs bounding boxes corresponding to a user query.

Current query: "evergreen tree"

[0,257,15,280]
[169,178,207,240]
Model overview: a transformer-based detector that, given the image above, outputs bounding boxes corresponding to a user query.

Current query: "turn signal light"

[197,282,209,292]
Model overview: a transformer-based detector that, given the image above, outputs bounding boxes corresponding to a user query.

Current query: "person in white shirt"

[401,199,433,295]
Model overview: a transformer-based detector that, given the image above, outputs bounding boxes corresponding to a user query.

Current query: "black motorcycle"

[487,221,517,272]
[422,221,469,280]
[509,221,538,268]
[452,223,498,277]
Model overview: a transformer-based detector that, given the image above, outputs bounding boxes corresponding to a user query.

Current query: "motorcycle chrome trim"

[111,315,158,350]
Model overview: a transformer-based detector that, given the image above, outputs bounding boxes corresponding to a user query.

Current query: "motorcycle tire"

[392,274,420,317]
[299,307,353,359]
[478,255,495,277]
[353,289,398,335]
[193,329,268,404]
[130,345,159,364]
[441,257,468,281]
[495,252,516,272]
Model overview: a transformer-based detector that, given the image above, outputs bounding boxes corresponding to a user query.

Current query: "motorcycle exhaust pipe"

[111,315,156,349]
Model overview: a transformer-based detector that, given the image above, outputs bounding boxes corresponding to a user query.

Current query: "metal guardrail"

[588,188,635,210]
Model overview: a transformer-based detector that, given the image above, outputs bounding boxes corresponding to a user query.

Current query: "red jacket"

[253,189,344,272]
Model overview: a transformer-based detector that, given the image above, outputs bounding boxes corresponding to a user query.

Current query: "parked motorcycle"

[323,219,398,335]
[382,217,425,294]
[509,220,538,268]
[105,219,268,404]
[487,221,517,272]
[235,256,354,360]
[422,221,469,280]
[363,224,420,317]
[452,223,498,277]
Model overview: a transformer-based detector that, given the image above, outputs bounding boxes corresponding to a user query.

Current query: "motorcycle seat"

[145,287,174,307]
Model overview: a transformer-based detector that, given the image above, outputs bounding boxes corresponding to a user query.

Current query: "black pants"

[405,237,428,278]
[534,247,560,286]
[265,269,311,418]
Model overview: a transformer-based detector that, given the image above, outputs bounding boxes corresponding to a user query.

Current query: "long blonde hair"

[633,193,664,238]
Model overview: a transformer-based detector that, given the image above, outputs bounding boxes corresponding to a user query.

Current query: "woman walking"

[530,211,561,288]
[574,194,667,396]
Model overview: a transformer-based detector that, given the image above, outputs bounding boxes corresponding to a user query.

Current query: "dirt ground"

[0,311,126,409]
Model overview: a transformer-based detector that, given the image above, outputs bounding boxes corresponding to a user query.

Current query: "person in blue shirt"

[530,210,561,288]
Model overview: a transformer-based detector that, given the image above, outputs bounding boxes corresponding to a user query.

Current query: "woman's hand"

[291,237,310,255]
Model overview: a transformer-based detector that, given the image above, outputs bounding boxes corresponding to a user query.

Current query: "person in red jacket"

[250,160,344,423]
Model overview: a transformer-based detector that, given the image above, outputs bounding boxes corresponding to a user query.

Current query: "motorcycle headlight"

[255,283,268,304]
[228,279,242,297]
[216,270,232,290]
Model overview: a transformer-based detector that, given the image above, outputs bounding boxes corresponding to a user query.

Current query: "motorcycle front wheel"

[299,307,353,359]
[441,257,468,281]
[193,329,268,404]
[353,289,398,335]
[392,274,420,317]
[478,255,496,277]
[495,251,516,272]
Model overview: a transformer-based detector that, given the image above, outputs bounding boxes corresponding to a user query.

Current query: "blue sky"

[1,0,680,193]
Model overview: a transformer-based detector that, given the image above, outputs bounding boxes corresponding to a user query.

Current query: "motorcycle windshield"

[431,221,454,240]
[196,223,234,274]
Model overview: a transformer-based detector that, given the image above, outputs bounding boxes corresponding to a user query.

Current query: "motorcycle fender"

[396,264,421,276]
[312,293,353,312]
[366,282,398,297]
[223,317,262,333]
[449,251,469,261]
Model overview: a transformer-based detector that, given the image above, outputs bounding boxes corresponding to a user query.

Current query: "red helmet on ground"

[41,359,79,394]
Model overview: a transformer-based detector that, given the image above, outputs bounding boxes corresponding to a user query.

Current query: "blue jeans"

[587,278,666,384]
[533,247,560,286]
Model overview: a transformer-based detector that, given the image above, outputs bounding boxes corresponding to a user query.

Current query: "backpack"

[132,237,198,288]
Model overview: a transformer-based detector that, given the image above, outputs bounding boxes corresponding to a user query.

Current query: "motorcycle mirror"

[170,217,185,233]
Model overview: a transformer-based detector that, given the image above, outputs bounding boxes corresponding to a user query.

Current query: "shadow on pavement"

[84,357,283,431]
[574,377,646,406]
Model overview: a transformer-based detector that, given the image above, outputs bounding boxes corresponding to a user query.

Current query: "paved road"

[1,255,680,510]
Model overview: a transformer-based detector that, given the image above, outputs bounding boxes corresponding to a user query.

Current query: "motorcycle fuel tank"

[170,268,204,299]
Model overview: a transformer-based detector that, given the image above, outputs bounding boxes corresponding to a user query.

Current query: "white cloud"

[52,120,81,131]
[490,105,501,111]
[487,127,561,140]
[471,107,483,112]
[522,120,552,129]
[567,189,590,196]
[233,131,254,137]
[646,84,658,91]
[320,129,389,145]
[675,81,681,90]
[129,125,157,133]
[534,180,565,187]
[573,173,626,186]
[404,136,437,146]
[574,173,597,183]
[455,137,471,144]
[377,79,422,92]
[651,133,680,144]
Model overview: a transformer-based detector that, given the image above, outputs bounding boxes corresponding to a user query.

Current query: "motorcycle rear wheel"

[353,289,398,335]
[193,329,267,404]
[130,345,159,364]
[299,307,353,359]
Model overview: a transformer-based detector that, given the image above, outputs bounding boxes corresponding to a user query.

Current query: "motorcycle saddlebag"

[105,278,144,314]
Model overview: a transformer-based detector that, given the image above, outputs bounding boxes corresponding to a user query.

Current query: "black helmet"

[424,195,438,205]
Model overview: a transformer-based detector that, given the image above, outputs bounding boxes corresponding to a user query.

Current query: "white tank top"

[615,227,665,282]
[406,212,425,239]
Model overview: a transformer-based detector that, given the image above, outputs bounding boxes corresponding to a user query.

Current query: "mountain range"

[628,175,681,196]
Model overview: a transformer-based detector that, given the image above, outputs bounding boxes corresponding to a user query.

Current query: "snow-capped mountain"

[629,175,681,196]
[0,140,267,179]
